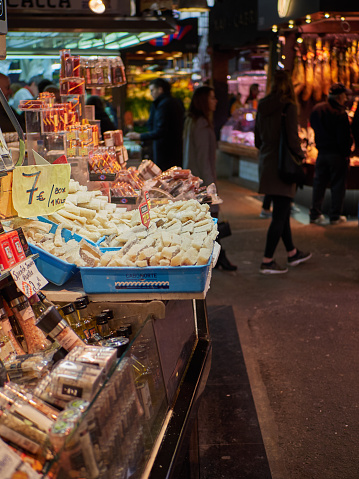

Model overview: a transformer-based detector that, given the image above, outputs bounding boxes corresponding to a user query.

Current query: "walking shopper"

[260,195,272,218]
[126,78,184,171]
[255,70,311,275]
[309,83,352,225]
[183,85,237,271]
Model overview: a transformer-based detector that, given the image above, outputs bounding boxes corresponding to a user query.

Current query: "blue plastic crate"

[29,223,100,286]
[29,243,79,286]
[79,254,212,294]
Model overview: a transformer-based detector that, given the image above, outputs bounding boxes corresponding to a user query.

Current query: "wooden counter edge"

[218,141,259,159]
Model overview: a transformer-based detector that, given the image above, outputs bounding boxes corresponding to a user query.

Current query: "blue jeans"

[310,152,349,221]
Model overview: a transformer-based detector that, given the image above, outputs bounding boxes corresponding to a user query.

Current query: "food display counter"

[217,141,259,186]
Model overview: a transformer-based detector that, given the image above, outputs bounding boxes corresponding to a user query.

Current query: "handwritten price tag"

[12,164,71,218]
[139,201,150,228]
[10,258,48,298]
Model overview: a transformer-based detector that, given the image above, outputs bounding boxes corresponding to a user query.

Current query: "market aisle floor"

[200,180,359,479]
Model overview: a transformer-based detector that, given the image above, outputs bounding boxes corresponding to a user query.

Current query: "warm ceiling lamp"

[89,0,105,14]
[177,0,209,12]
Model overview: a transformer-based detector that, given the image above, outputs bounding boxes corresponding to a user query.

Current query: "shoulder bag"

[278,103,306,186]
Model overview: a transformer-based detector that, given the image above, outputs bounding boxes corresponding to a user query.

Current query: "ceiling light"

[89,0,105,14]
[297,36,303,43]
[324,13,330,18]
[306,15,311,24]
[156,50,165,54]
[272,25,278,33]
[138,32,164,42]
[177,0,209,12]
[288,20,294,29]
[341,16,346,21]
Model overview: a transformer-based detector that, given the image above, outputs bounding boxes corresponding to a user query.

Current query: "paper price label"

[10,258,48,298]
[139,201,150,228]
[144,190,151,209]
[12,163,71,218]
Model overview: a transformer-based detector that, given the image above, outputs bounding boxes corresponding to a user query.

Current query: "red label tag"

[139,201,150,228]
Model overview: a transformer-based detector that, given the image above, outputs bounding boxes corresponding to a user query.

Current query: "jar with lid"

[2,283,52,354]
[2,300,26,354]
[0,297,23,358]
[36,306,85,353]
[95,313,111,339]
[60,303,86,340]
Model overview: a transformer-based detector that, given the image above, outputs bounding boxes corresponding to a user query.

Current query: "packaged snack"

[66,346,117,375]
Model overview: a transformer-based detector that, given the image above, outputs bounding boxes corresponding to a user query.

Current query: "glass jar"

[3,284,52,354]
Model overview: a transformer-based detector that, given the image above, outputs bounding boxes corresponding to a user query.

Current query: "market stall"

[0,47,220,478]
[256,1,359,191]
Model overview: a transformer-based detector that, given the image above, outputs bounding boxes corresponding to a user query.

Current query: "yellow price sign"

[12,164,71,218]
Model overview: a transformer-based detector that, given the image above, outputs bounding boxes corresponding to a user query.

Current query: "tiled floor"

[198,305,272,479]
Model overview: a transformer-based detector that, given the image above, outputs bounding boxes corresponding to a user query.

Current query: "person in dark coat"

[309,83,353,225]
[126,78,184,171]
[0,73,26,132]
[255,70,311,275]
[183,85,237,271]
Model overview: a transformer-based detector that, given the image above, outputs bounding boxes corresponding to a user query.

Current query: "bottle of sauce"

[74,297,96,341]
[60,303,86,341]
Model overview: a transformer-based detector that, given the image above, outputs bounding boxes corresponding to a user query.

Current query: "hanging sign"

[10,257,48,298]
[12,163,71,218]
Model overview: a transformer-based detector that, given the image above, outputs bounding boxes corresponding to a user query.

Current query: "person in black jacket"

[309,83,353,225]
[0,73,26,132]
[126,78,184,170]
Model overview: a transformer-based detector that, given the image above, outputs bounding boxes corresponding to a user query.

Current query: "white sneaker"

[259,210,272,219]
[310,214,327,226]
[330,216,347,225]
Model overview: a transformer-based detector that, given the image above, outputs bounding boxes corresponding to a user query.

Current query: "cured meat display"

[292,36,359,103]
[302,40,314,101]
[292,46,305,95]
[313,39,323,102]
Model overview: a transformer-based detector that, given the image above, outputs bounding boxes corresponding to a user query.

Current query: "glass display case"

[39,287,212,479]
[41,315,167,479]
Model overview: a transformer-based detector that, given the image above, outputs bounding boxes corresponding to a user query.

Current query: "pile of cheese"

[15,180,218,268]
[97,199,218,268]
[44,180,124,243]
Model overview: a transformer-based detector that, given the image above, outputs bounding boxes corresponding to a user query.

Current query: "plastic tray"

[28,223,98,286]
[29,243,79,286]
[79,253,213,294]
